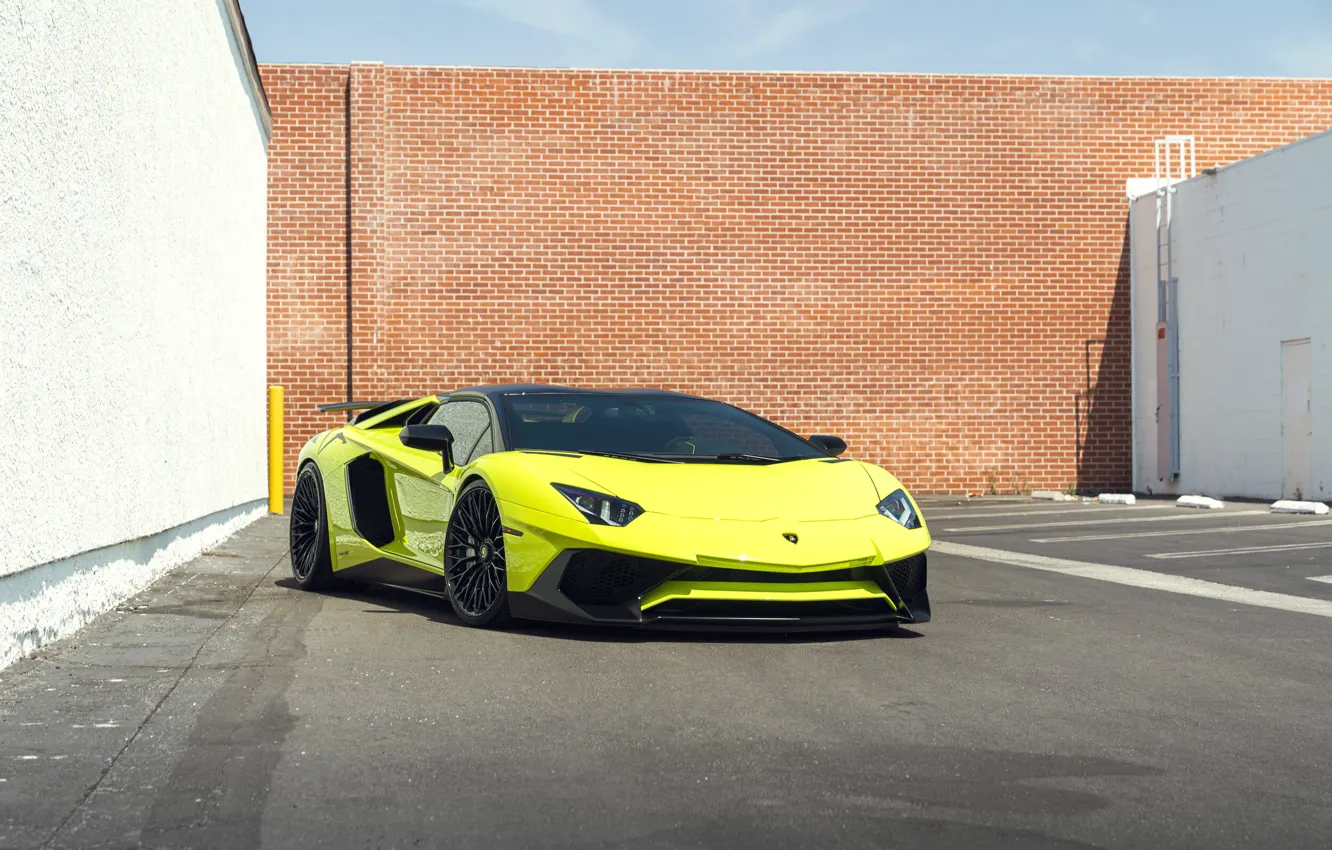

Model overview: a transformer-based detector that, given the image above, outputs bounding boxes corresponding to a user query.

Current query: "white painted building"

[0,0,271,666]
[1130,133,1331,501]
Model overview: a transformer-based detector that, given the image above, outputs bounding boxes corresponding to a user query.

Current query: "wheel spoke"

[444,488,507,618]
[289,474,325,581]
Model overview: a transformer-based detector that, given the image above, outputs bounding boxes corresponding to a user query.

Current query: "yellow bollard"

[268,385,285,515]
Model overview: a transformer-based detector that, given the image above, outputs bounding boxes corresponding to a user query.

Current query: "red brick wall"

[262,64,1332,493]
[265,64,350,485]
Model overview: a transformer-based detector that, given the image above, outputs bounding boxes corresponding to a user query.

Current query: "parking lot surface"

[931,497,1332,601]
[2,500,1331,849]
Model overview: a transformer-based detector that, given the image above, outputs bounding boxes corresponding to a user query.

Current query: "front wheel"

[289,464,335,590]
[444,481,511,627]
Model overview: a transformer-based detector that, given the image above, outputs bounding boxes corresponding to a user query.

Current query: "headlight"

[877,489,921,529]
[552,484,644,527]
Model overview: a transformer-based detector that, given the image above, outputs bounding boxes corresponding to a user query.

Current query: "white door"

[1282,339,1312,500]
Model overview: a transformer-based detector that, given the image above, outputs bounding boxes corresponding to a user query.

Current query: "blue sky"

[244,0,1332,76]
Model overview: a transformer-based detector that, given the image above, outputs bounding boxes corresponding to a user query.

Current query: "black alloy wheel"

[444,481,511,626]
[289,464,334,590]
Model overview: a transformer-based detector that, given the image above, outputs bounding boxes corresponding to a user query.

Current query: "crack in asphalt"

[10,660,301,674]
[37,552,290,850]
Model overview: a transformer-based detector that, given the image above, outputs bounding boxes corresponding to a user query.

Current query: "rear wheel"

[289,464,334,590]
[444,481,511,627]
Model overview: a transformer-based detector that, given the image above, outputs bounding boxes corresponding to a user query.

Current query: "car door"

[383,399,495,569]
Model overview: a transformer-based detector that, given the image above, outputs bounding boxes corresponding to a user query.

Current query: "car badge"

[782,533,798,544]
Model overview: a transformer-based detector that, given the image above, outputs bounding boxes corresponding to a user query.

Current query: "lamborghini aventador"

[288,386,930,630]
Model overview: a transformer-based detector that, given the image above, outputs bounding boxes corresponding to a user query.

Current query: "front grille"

[886,553,926,598]
[674,566,860,584]
[558,551,686,606]
[648,598,897,622]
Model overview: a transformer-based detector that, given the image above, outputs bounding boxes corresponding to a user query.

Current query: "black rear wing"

[317,399,416,424]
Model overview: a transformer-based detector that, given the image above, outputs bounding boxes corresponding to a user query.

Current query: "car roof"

[446,384,695,403]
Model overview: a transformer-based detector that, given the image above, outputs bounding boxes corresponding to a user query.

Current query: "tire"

[444,480,512,627]
[289,463,335,591]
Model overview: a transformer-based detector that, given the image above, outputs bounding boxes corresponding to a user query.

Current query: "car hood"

[551,455,887,522]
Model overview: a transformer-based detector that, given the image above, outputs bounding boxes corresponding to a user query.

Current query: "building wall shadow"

[1075,221,1133,493]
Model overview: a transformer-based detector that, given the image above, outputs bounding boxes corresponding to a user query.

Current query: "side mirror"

[809,434,847,457]
[400,424,455,471]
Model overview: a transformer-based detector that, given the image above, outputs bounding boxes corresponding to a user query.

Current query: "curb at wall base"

[0,499,267,670]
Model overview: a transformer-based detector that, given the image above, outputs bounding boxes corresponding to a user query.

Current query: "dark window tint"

[501,393,824,460]
[364,406,420,430]
[428,401,491,465]
[676,412,779,457]
[405,402,440,425]
[466,425,494,464]
[351,398,416,425]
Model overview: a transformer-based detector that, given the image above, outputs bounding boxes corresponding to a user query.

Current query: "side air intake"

[558,551,686,606]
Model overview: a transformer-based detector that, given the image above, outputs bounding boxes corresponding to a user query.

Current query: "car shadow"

[274,578,924,644]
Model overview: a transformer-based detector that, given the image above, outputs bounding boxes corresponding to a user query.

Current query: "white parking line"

[931,541,1332,619]
[1307,576,1332,585]
[929,505,1178,521]
[1146,541,1332,560]
[1034,519,1332,543]
[940,510,1266,533]
[926,506,1080,519]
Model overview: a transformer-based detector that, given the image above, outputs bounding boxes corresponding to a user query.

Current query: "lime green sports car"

[289,386,931,630]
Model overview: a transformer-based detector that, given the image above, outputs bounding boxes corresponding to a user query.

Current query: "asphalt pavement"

[3,499,1331,849]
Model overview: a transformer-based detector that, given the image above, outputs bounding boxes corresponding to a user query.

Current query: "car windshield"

[501,393,828,461]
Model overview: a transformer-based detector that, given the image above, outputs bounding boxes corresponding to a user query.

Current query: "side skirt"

[334,557,450,594]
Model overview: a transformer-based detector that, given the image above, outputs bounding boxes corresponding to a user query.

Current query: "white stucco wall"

[1131,132,1332,499]
[0,0,269,657]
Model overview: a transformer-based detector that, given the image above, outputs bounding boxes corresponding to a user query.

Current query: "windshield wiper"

[658,453,799,464]
[523,449,798,464]
[713,453,792,463]
[573,450,682,463]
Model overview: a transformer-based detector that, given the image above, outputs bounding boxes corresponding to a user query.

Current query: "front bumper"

[507,547,930,631]
[499,498,931,631]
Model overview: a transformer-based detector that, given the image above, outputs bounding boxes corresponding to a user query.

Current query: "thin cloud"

[982,36,1033,64]
[732,0,870,60]
[450,0,638,62]
[1071,37,1114,66]
[981,34,1112,73]
[1099,1,1156,29]
[1265,32,1332,76]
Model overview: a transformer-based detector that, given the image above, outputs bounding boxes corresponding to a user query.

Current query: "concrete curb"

[1177,495,1225,510]
[1032,490,1076,502]
[0,499,267,670]
[1097,494,1137,505]
[1270,500,1330,515]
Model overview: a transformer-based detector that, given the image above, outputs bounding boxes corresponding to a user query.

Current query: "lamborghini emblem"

[783,533,798,544]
